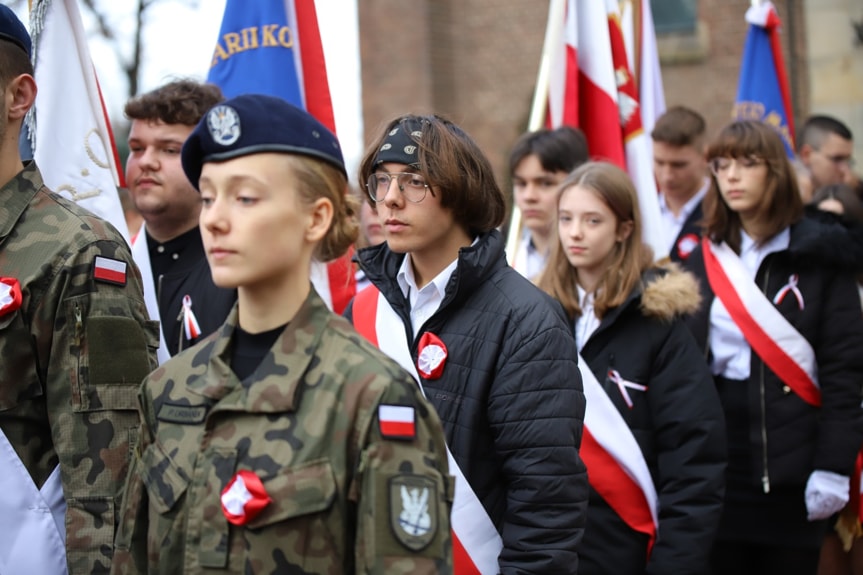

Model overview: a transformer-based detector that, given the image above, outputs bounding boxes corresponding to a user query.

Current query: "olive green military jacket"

[113,289,453,575]
[0,162,159,573]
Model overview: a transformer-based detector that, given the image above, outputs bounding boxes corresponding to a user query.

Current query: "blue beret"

[182,94,345,189]
[0,5,31,59]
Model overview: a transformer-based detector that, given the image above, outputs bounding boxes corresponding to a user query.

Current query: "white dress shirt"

[397,253,460,340]
[511,228,549,281]
[709,228,790,379]
[574,286,601,352]
[659,181,708,253]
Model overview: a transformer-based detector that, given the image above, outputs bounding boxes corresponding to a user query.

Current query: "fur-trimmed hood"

[638,263,702,321]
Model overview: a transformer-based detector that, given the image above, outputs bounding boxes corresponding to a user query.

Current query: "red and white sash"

[702,238,821,406]
[0,428,68,574]
[579,357,658,554]
[353,286,502,575]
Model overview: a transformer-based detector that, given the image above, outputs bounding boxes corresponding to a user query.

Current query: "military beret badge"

[0,278,21,317]
[221,470,272,526]
[417,332,447,380]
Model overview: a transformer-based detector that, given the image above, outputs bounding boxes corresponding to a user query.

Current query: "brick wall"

[358,0,813,187]
[358,0,547,189]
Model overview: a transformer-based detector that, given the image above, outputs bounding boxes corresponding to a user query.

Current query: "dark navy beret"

[182,94,346,189]
[0,5,31,59]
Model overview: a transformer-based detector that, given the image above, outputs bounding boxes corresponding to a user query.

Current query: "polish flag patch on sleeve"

[93,256,127,286]
[378,405,416,440]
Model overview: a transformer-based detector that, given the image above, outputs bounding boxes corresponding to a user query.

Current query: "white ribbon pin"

[772,274,804,310]
[607,369,647,409]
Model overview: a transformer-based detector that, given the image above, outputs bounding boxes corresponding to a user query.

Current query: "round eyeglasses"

[366,172,430,203]
[709,156,767,176]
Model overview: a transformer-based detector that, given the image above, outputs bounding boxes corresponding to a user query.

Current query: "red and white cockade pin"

[182,295,202,340]
[220,470,272,526]
[773,274,804,310]
[608,369,647,409]
[0,278,22,317]
[676,233,700,260]
[417,332,447,380]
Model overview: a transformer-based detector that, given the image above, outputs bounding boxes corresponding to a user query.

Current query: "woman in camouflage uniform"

[111,94,453,575]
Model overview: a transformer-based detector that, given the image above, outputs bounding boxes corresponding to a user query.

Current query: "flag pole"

[506,0,566,263]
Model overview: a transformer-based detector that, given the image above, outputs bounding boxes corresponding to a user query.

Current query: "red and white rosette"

[0,278,22,317]
[220,470,271,526]
[676,233,700,261]
[417,332,447,380]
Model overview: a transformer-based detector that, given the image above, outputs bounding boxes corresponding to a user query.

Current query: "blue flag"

[205,0,352,313]
[733,2,795,157]
[207,0,336,134]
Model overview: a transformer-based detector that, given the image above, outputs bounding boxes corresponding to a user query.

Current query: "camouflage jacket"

[0,162,159,573]
[113,289,454,575]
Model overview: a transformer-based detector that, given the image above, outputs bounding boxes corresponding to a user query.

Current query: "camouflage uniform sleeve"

[352,371,454,575]
[36,238,159,574]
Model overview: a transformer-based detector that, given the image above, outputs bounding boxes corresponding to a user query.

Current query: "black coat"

[155,230,236,356]
[577,266,726,575]
[346,229,589,575]
[683,218,863,487]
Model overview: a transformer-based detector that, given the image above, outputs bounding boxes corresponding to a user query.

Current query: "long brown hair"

[537,162,653,320]
[702,120,803,252]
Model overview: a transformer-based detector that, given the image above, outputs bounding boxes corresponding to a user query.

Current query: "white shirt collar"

[397,253,459,304]
[658,179,709,219]
[739,227,790,275]
[740,227,790,257]
[574,285,601,352]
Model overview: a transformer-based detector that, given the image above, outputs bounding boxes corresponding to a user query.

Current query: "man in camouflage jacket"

[0,7,158,574]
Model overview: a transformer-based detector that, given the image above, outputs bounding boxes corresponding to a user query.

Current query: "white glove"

[804,469,849,521]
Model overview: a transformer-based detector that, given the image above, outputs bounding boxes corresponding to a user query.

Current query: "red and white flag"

[620,0,666,135]
[548,0,625,167]
[27,0,128,240]
[606,0,666,259]
[378,405,417,439]
[545,0,666,259]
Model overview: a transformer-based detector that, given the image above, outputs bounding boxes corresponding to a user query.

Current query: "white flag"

[28,0,128,241]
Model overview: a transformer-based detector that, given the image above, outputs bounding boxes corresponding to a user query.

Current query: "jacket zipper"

[74,304,83,346]
[759,264,771,493]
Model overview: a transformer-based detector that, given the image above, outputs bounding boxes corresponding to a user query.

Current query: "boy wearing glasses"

[346,114,588,574]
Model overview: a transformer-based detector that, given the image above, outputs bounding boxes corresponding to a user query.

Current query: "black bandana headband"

[373,118,425,167]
